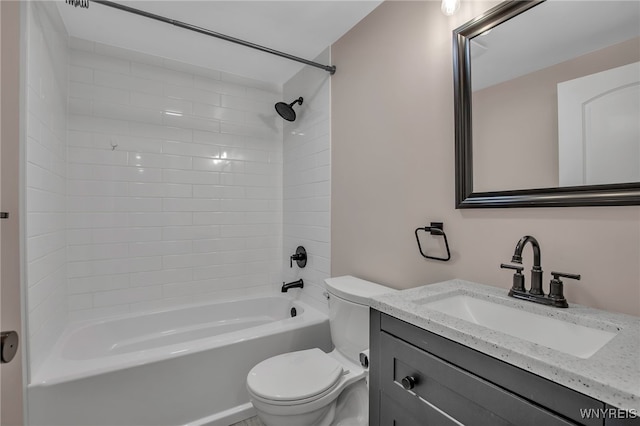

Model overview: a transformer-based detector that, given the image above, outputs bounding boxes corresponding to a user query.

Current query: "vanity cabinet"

[370,309,638,426]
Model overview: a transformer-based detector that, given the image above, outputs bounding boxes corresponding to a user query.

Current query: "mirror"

[454,0,640,208]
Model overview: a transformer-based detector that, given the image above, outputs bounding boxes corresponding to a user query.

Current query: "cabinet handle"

[401,376,417,390]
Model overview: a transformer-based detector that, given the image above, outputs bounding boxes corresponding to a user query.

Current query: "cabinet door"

[558,62,640,186]
[380,332,577,426]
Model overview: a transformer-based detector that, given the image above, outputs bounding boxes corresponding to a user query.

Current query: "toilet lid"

[247,348,343,402]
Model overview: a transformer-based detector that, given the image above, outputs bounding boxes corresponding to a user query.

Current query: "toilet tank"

[324,276,395,363]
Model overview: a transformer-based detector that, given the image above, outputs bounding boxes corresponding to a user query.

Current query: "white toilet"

[246,275,394,426]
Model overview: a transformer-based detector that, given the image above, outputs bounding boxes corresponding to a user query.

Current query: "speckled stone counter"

[371,279,640,411]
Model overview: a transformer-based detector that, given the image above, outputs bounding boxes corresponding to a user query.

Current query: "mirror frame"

[453,0,640,208]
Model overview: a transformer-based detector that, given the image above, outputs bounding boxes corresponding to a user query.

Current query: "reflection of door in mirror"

[558,62,639,186]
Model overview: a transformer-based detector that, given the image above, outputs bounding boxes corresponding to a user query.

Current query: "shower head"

[275,97,303,122]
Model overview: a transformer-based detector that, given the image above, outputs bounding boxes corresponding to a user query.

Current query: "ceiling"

[471,0,640,90]
[57,0,383,86]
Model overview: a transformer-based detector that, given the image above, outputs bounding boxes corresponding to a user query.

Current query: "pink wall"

[331,0,640,316]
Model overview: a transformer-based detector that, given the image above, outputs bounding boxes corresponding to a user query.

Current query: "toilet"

[246,275,394,426]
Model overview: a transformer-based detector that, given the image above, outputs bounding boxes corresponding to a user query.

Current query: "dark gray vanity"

[369,281,640,426]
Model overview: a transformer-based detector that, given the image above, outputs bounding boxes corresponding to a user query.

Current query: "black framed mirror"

[454,0,640,208]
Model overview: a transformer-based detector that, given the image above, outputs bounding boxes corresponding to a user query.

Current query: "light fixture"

[441,0,460,16]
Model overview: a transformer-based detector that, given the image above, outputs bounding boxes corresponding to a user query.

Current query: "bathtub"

[28,296,332,426]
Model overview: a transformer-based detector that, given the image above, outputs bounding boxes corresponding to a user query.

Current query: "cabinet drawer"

[380,332,577,426]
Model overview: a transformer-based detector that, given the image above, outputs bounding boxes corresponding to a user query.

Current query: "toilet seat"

[247,348,344,405]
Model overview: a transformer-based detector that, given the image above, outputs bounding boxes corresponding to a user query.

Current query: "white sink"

[422,295,617,359]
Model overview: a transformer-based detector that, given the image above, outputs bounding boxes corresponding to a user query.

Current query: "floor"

[229,416,264,426]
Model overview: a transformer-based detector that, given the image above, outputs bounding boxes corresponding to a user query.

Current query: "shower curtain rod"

[90,0,337,75]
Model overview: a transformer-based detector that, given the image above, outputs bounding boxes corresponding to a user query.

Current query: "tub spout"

[281,279,304,292]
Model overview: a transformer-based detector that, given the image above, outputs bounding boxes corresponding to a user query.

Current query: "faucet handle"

[550,271,581,281]
[548,271,580,308]
[290,246,307,268]
[501,263,525,293]
[500,263,524,273]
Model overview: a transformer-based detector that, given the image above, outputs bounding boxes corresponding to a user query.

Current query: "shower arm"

[89,0,337,75]
[289,98,303,107]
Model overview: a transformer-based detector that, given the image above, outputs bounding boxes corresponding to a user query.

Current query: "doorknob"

[1,331,19,363]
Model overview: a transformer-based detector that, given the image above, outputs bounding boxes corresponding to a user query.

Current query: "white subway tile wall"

[24,8,330,376]
[25,2,69,374]
[66,37,283,321]
[282,49,332,313]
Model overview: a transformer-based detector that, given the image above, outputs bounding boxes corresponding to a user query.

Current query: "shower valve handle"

[290,246,307,268]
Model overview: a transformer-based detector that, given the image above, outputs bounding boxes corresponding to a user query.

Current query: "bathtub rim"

[29,294,328,387]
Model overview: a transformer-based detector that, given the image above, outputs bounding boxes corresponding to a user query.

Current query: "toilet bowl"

[246,275,394,426]
[247,348,365,426]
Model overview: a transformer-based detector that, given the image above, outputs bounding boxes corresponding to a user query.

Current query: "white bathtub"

[28,296,332,426]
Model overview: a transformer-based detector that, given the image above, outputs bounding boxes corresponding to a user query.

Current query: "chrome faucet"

[501,236,580,308]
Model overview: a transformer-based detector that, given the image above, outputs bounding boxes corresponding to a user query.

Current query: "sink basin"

[422,294,617,359]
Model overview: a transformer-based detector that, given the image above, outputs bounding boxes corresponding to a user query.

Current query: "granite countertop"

[371,279,640,411]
